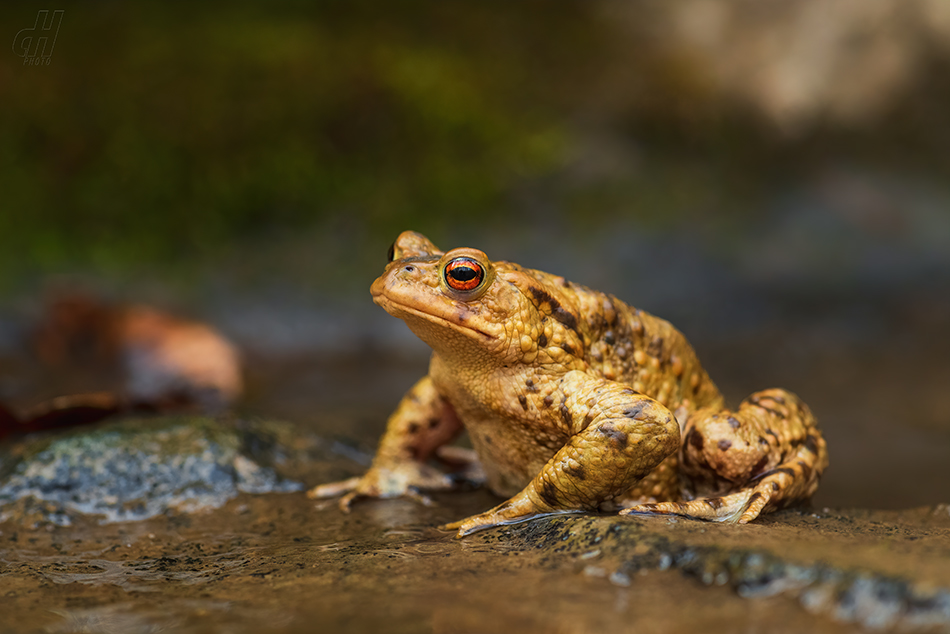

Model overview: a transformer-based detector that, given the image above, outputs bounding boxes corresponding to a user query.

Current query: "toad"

[309,231,828,536]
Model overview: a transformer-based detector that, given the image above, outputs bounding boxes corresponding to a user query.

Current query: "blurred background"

[1,1,948,510]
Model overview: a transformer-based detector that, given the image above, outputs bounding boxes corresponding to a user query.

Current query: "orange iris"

[444,257,484,291]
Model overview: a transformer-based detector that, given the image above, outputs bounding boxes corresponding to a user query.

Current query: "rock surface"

[503,508,950,632]
[0,416,312,526]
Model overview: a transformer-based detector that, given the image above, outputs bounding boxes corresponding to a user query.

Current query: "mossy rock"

[0,416,330,526]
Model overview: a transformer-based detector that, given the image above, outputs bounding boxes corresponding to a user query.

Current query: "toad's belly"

[464,417,567,497]
[466,415,684,504]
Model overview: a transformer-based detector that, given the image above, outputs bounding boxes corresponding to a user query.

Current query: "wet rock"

[0,416,331,526]
[500,507,950,632]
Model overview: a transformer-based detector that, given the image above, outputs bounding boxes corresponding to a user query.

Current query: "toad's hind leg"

[622,388,828,523]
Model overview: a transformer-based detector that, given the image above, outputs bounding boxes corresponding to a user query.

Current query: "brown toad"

[309,231,828,536]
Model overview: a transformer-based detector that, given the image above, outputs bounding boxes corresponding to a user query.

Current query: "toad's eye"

[444,257,484,292]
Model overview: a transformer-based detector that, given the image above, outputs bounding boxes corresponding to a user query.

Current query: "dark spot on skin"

[746,491,764,508]
[637,503,658,511]
[564,463,587,480]
[543,395,554,408]
[518,395,528,411]
[484,435,493,446]
[582,411,596,429]
[560,402,573,428]
[601,423,628,449]
[766,428,779,439]
[561,343,574,355]
[538,479,561,507]
[804,434,819,455]
[727,417,741,430]
[607,302,619,325]
[537,333,548,348]
[758,405,784,418]
[751,455,769,477]
[772,482,780,492]
[604,331,615,345]
[717,439,733,451]
[647,336,664,358]
[688,429,704,451]
[527,287,580,333]
[428,418,440,429]
[762,467,796,479]
[624,403,646,419]
[631,318,643,335]
[758,436,768,445]
[705,497,724,510]
[552,305,580,333]
[408,423,419,434]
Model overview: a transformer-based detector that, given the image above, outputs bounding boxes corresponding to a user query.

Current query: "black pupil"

[450,266,478,282]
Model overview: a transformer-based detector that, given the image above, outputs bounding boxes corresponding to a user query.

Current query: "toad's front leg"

[444,371,680,537]
[307,375,470,509]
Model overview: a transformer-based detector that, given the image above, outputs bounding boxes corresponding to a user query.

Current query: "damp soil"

[1,326,949,634]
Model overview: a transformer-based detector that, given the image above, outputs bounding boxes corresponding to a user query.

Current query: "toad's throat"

[375,296,496,340]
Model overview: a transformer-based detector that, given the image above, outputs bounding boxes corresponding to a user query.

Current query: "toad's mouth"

[374,295,496,341]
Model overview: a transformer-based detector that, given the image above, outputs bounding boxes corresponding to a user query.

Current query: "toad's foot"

[307,462,455,511]
[622,484,765,524]
[441,494,582,537]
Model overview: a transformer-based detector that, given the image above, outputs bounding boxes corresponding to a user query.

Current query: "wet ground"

[1,310,949,633]
[2,485,948,634]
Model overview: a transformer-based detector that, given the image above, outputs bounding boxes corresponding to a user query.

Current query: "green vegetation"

[0,2,593,284]
[2,1,947,292]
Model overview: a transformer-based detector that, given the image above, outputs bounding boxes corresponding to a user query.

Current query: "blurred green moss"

[0,2,593,285]
[3,1,949,294]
